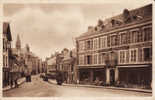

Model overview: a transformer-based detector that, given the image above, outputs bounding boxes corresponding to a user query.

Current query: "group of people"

[9,64,32,88]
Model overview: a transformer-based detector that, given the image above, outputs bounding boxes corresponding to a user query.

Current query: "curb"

[48,80,152,94]
[65,84,152,93]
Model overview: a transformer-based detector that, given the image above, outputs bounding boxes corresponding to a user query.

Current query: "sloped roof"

[77,4,152,39]
[3,22,12,41]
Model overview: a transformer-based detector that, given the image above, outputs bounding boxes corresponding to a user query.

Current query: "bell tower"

[16,34,21,50]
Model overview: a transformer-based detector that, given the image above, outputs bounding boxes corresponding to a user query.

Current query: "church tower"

[16,34,21,50]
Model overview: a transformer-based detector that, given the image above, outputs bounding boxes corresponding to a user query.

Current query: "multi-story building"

[76,4,152,88]
[3,22,12,87]
[46,56,57,71]
[59,48,76,83]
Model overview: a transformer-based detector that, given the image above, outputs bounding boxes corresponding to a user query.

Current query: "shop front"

[117,64,152,89]
[78,67,106,85]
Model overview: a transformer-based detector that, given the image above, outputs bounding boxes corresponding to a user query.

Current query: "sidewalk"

[48,79,152,93]
[3,78,25,92]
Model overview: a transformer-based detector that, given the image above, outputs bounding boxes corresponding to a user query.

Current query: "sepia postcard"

[1,0,154,100]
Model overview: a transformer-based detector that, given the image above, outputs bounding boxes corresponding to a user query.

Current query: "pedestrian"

[27,70,31,82]
[9,71,14,88]
[14,72,19,88]
[24,66,29,82]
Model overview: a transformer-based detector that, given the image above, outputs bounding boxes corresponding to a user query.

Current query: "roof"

[77,4,152,39]
[3,22,12,41]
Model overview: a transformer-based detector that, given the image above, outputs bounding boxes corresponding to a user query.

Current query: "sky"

[3,0,152,60]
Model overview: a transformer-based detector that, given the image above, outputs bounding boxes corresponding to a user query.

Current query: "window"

[100,36,107,48]
[111,35,117,46]
[86,40,93,50]
[79,41,85,51]
[126,50,129,63]
[3,39,5,51]
[99,53,102,64]
[5,56,8,67]
[120,51,125,63]
[130,30,138,43]
[130,49,137,62]
[144,27,152,41]
[93,38,99,50]
[107,35,111,47]
[87,55,92,64]
[137,31,143,42]
[3,56,5,67]
[79,55,84,65]
[93,54,98,64]
[139,48,143,62]
[143,48,152,61]
[101,53,106,64]
[120,33,127,45]
[87,40,91,50]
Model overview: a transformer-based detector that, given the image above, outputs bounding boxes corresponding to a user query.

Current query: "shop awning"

[78,65,106,69]
[117,65,151,68]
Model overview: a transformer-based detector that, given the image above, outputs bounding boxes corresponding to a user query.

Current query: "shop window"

[143,48,152,61]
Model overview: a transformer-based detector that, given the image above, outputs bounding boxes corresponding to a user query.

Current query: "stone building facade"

[76,4,152,88]
[3,22,12,87]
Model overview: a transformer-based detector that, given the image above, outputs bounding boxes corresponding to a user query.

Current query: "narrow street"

[3,75,152,97]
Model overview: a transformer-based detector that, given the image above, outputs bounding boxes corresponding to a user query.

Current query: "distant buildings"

[76,4,152,88]
[59,48,76,83]
[46,48,77,84]
[12,35,46,75]
[3,22,12,87]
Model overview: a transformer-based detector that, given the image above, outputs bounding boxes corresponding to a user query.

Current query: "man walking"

[24,66,29,82]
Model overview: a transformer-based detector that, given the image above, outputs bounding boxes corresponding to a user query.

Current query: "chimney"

[88,26,94,33]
